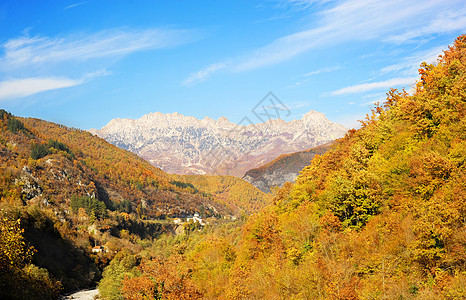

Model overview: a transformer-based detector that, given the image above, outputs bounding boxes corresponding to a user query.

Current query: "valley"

[1,0,466,295]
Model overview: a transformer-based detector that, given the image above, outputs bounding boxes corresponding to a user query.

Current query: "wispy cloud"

[304,66,340,76]
[0,68,113,101]
[276,0,333,12]
[83,69,112,80]
[288,101,311,109]
[287,66,340,88]
[64,1,88,10]
[0,27,199,99]
[233,0,451,71]
[1,28,198,70]
[380,45,445,76]
[331,77,417,95]
[188,0,465,82]
[385,8,466,44]
[231,27,327,72]
[182,63,228,86]
[0,77,83,101]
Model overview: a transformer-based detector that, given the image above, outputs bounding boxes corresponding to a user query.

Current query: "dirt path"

[61,289,99,300]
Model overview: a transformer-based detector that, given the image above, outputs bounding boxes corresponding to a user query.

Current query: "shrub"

[31,143,49,160]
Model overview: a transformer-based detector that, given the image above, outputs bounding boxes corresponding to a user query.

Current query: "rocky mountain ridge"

[243,143,332,192]
[90,110,347,177]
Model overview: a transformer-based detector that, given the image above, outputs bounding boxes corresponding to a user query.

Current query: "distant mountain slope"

[20,117,226,218]
[243,142,332,192]
[173,175,272,215]
[90,110,347,177]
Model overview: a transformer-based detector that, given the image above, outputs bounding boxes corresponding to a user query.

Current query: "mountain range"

[90,110,347,177]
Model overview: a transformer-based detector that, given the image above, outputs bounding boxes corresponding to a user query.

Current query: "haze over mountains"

[90,110,347,177]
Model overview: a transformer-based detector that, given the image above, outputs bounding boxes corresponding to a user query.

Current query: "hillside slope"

[243,142,332,192]
[17,117,228,218]
[109,36,466,299]
[173,175,272,215]
[0,113,235,297]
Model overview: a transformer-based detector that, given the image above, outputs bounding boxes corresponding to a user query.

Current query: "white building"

[92,245,105,253]
[187,213,205,226]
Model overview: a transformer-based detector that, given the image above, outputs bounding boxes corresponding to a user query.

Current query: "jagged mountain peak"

[90,110,348,176]
[95,110,342,132]
[302,110,327,121]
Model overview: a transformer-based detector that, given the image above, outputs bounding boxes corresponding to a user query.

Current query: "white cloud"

[287,67,340,88]
[0,69,111,101]
[304,66,340,76]
[275,0,333,13]
[232,26,328,71]
[189,0,465,80]
[380,46,445,76]
[64,1,88,10]
[1,28,197,70]
[283,0,327,8]
[0,77,83,101]
[331,77,418,95]
[0,27,199,97]
[82,69,113,81]
[288,101,311,109]
[182,63,228,86]
[385,8,466,44]
[233,0,441,71]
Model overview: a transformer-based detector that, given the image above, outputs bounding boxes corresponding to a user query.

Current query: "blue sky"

[0,0,465,130]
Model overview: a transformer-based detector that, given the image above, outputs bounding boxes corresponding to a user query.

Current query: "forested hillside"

[104,35,465,299]
[20,117,228,218]
[0,113,242,298]
[173,174,272,215]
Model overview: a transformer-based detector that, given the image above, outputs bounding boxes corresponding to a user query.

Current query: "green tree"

[31,143,49,159]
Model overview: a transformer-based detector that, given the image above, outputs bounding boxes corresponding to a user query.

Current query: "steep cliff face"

[243,143,332,192]
[90,111,347,177]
